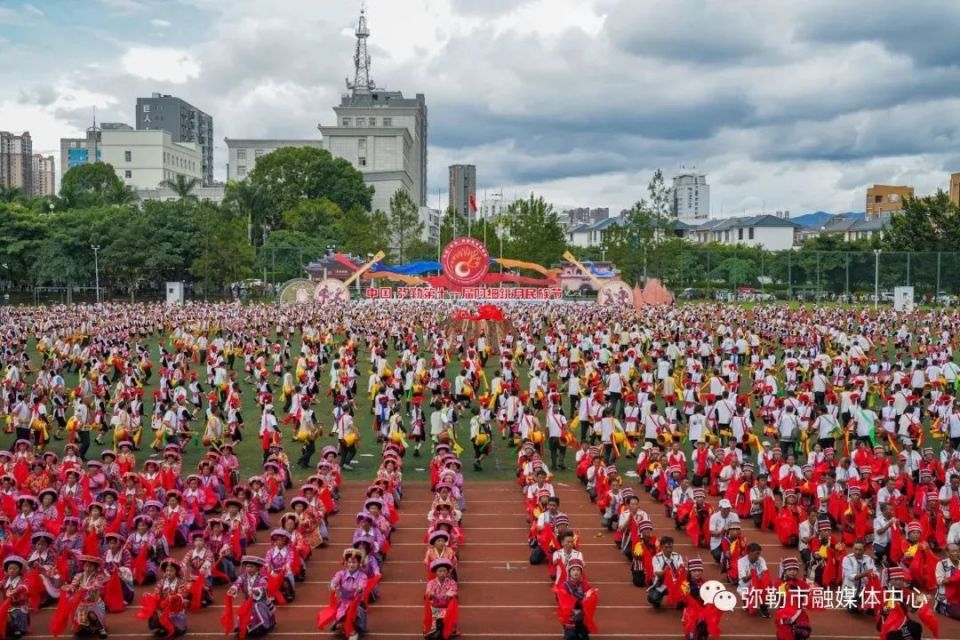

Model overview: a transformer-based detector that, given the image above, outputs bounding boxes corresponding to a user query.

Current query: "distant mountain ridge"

[790,211,865,227]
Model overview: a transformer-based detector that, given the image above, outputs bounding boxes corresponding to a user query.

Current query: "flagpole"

[483,188,487,246]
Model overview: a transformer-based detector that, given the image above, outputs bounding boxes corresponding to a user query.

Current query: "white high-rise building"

[318,8,427,215]
[672,172,710,223]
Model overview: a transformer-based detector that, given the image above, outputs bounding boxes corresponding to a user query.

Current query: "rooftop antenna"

[346,3,376,96]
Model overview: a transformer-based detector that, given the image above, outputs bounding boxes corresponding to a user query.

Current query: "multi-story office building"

[448,164,476,218]
[100,129,201,190]
[136,93,213,185]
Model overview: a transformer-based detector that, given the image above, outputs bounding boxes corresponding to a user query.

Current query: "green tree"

[368,210,392,254]
[32,206,123,287]
[388,189,423,263]
[95,201,201,301]
[711,256,757,288]
[647,168,672,239]
[0,204,47,284]
[223,179,267,246]
[405,238,440,262]
[59,163,127,209]
[160,174,200,202]
[190,204,254,294]
[601,200,657,284]
[257,230,327,283]
[333,205,378,257]
[439,206,466,247]
[108,181,137,206]
[280,197,342,244]
[0,187,26,204]
[883,191,959,252]
[505,195,567,268]
[247,147,373,221]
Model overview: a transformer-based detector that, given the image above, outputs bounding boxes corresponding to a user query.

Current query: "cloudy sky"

[3,0,960,215]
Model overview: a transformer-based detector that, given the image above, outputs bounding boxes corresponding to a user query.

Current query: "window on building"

[124,151,131,162]
[343,117,352,126]
[874,195,882,203]
[236,149,246,160]
[255,149,265,158]
[383,117,392,126]
[738,228,743,240]
[358,139,367,152]
[237,165,246,177]
[143,105,150,112]
[889,194,899,202]
[368,117,376,126]
[359,158,367,167]
[748,227,755,240]
[124,170,132,178]
[356,117,366,127]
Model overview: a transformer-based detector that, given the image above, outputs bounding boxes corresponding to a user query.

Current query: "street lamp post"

[874,249,881,310]
[91,244,101,304]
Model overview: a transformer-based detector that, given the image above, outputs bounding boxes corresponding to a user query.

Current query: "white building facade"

[136,185,226,205]
[100,129,201,190]
[418,206,440,245]
[682,215,798,251]
[317,9,427,215]
[224,138,324,181]
[672,172,710,223]
[320,92,427,215]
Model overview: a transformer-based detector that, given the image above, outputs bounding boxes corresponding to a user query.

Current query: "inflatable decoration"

[277,279,317,306]
[597,281,634,307]
[314,278,350,305]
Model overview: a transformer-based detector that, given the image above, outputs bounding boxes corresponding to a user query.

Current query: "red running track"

[22,479,960,639]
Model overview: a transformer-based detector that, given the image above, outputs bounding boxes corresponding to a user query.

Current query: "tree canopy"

[505,195,567,268]
[246,146,373,219]
[60,163,133,209]
[882,191,960,252]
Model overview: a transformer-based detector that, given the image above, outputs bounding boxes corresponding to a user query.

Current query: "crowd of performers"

[568,418,957,638]
[420,443,464,639]
[0,416,428,639]
[3,300,960,638]
[518,444,598,640]
[0,300,484,639]
[0,429,342,639]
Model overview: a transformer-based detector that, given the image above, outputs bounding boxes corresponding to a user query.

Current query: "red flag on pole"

[469,195,478,213]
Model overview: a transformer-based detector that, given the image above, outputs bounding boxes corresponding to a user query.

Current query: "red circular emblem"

[441,238,490,287]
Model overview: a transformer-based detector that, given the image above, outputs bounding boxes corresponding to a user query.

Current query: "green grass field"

[21,334,527,483]
[20,325,950,484]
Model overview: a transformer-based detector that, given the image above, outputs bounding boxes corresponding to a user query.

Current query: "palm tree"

[223,179,266,246]
[108,182,138,206]
[160,174,200,202]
